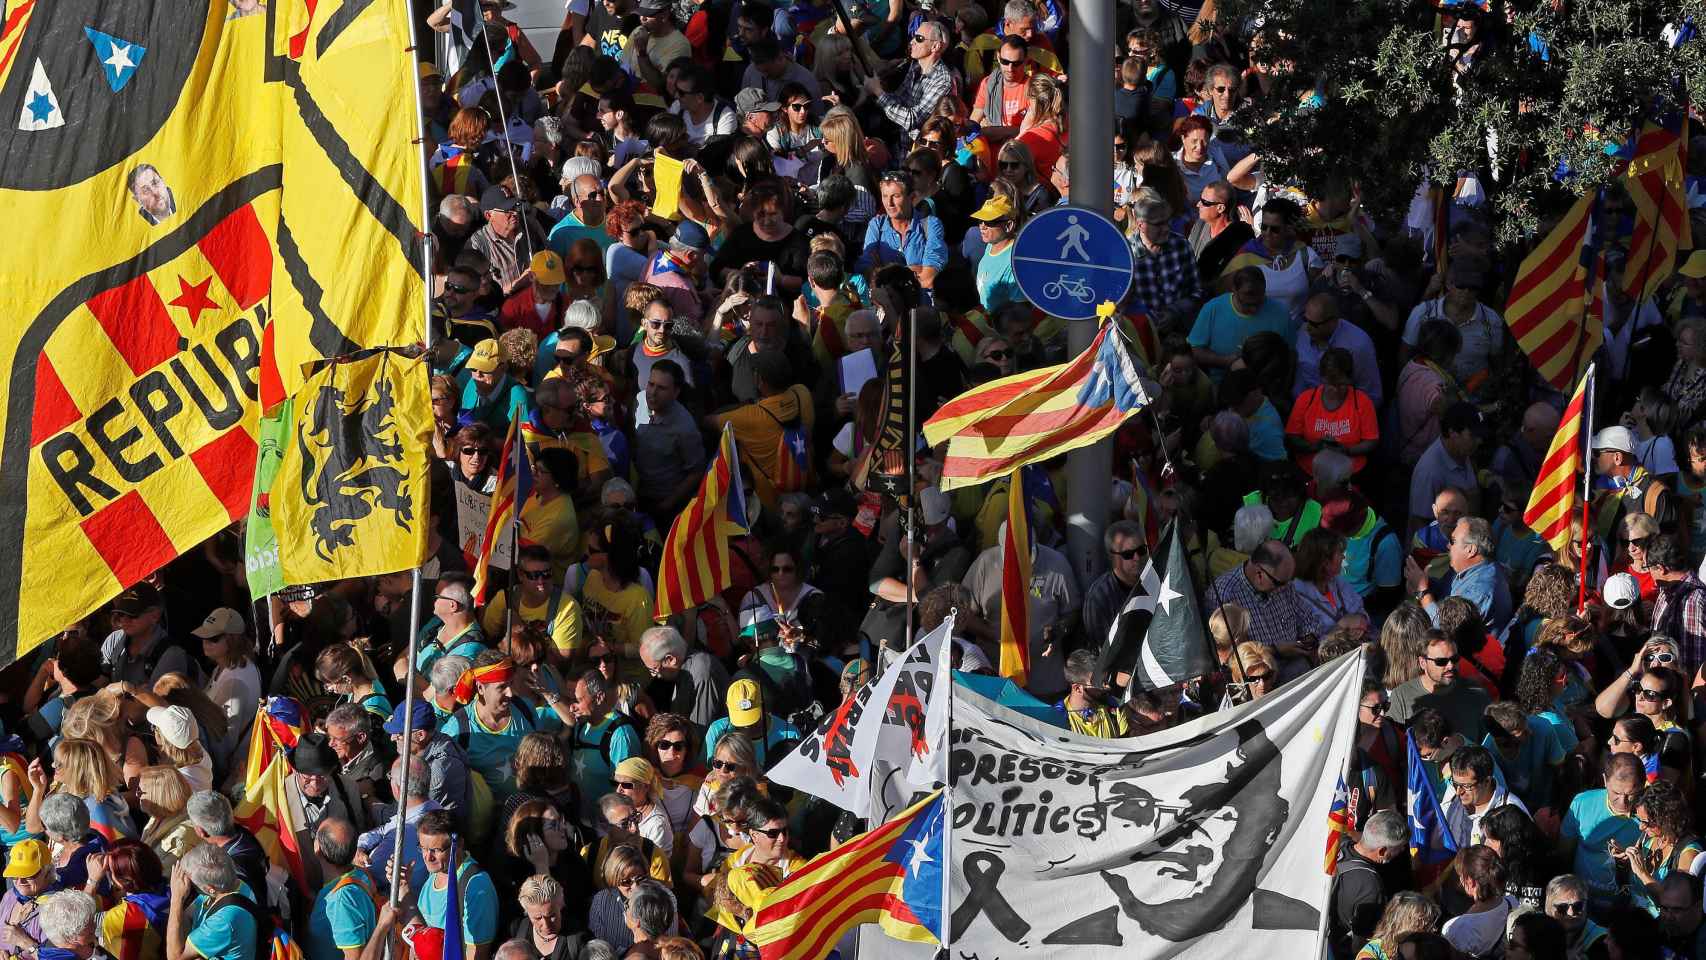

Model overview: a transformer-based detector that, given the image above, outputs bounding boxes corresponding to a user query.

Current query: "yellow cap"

[465,338,502,374]
[531,250,566,285]
[727,678,763,727]
[1681,250,1706,280]
[418,61,443,80]
[970,194,1015,222]
[614,756,660,794]
[4,839,47,878]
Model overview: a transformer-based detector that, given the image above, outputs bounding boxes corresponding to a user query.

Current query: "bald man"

[1490,402,1561,495]
[308,818,377,960]
[1411,487,1470,578]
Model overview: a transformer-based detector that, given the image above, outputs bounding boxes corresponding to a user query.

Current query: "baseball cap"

[465,338,502,374]
[1603,572,1640,611]
[728,678,763,728]
[813,487,857,520]
[920,485,950,526]
[146,705,200,750]
[1333,233,1364,259]
[3,840,48,879]
[383,699,437,736]
[418,62,443,81]
[531,250,566,286]
[479,185,520,214]
[734,87,781,117]
[971,194,1015,222]
[1681,250,1706,280]
[1593,425,1636,455]
[636,0,670,14]
[111,583,162,618]
[671,220,711,253]
[192,607,246,639]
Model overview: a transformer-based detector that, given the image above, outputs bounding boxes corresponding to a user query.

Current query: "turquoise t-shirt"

[1247,399,1287,462]
[306,872,378,960]
[440,704,562,799]
[975,243,1021,312]
[1187,294,1298,380]
[349,693,393,723]
[189,889,258,960]
[1483,714,1566,811]
[1563,788,1641,904]
[546,214,617,259]
[570,713,641,820]
[417,860,498,946]
[414,621,487,675]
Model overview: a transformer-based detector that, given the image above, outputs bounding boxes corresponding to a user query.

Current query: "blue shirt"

[1248,399,1287,462]
[858,213,949,275]
[1293,320,1383,408]
[546,213,617,259]
[305,871,377,960]
[703,716,804,768]
[414,621,486,675]
[975,243,1021,312]
[359,800,440,896]
[1432,559,1514,634]
[571,713,642,822]
[189,888,259,960]
[453,370,531,434]
[1563,789,1641,904]
[441,703,561,800]
[417,860,498,947]
[1483,714,1566,812]
[1187,294,1297,380]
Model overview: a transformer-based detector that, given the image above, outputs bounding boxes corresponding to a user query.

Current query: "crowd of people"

[6,0,1706,958]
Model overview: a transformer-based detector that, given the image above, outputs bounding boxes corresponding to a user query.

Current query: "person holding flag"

[367,811,496,960]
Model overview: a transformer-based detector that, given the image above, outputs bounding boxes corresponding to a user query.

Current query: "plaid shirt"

[1208,564,1304,649]
[878,60,958,138]
[1129,230,1202,313]
[1652,574,1706,677]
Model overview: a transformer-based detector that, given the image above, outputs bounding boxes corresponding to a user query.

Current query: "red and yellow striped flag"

[1505,192,1605,392]
[1523,366,1592,556]
[999,468,1031,687]
[472,415,532,606]
[233,741,310,897]
[654,425,748,621]
[1623,115,1693,302]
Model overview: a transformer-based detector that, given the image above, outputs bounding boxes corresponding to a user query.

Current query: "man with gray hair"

[1129,187,1202,322]
[167,843,258,960]
[37,890,98,960]
[323,704,389,816]
[1409,515,1513,634]
[187,791,270,914]
[865,17,955,140]
[1544,874,1601,956]
[357,754,439,897]
[493,941,534,960]
[434,194,480,264]
[1082,520,1148,690]
[306,819,376,960]
[1327,809,1405,959]
[427,655,473,718]
[638,626,729,731]
[622,881,676,948]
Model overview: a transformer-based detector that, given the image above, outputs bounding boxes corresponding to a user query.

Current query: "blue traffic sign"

[1012,206,1133,321]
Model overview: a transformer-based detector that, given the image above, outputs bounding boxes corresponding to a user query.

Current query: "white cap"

[145,705,200,750]
[1592,426,1636,455]
[191,607,246,639]
[1603,572,1641,610]
[920,486,950,526]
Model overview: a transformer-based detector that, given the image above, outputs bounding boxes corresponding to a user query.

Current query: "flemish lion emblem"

[296,374,414,560]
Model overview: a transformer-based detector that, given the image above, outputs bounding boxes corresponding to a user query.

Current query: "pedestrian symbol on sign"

[1056,215,1092,261]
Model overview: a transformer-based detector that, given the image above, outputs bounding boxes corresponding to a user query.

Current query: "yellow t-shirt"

[579,571,655,676]
[481,589,584,656]
[713,384,814,509]
[520,493,581,577]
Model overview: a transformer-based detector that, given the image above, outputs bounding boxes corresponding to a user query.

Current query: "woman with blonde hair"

[811,33,862,105]
[1379,602,1432,689]
[61,690,150,793]
[27,737,136,840]
[314,642,393,724]
[818,112,875,206]
[135,766,198,869]
[1232,642,1279,701]
[106,678,213,792]
[1354,891,1441,959]
[994,140,1050,216]
[1015,74,1067,184]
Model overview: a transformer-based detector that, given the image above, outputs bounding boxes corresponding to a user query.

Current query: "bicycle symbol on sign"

[1042,274,1097,304]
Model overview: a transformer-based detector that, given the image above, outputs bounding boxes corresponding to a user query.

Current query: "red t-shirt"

[1285,385,1379,474]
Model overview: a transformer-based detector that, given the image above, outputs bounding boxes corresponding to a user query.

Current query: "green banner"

[244,398,293,602]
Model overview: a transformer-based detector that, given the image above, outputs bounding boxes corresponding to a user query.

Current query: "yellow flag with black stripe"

[272,352,431,585]
[0,0,424,658]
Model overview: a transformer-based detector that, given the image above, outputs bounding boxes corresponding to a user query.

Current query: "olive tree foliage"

[1207,0,1706,244]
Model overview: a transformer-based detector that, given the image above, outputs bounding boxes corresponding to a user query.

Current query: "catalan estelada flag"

[243,696,305,794]
[1324,775,1351,874]
[1524,364,1593,557]
[98,891,169,960]
[234,731,310,896]
[745,791,945,960]
[1000,468,1032,687]
[472,414,532,605]
[922,309,1152,491]
[1406,732,1458,885]
[1504,192,1605,392]
[1623,113,1693,302]
[654,424,748,621]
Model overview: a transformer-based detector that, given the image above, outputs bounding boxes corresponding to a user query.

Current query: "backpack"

[205,891,275,960]
[759,401,813,495]
[569,712,638,768]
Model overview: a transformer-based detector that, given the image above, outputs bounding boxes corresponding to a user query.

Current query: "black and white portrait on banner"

[869,647,1366,960]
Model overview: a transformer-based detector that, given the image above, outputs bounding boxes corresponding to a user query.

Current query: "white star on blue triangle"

[84,27,146,92]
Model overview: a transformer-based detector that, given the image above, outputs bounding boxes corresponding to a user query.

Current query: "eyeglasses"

[1257,565,1291,587]
[1449,777,1479,792]
[1212,85,1235,93]
[910,32,932,43]
[1244,670,1272,683]
[998,160,1025,170]
[1637,686,1668,701]
[1111,547,1145,560]
[519,568,553,581]
[434,593,463,606]
[984,348,1012,360]
[1422,655,1455,667]
[711,759,743,772]
[751,825,788,840]
[1649,651,1676,665]
[445,282,475,294]
[656,739,687,753]
[1551,901,1586,917]
[460,447,492,457]
[999,57,1024,66]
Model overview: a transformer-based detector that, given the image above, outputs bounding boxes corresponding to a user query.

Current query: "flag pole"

[504,421,524,654]
[1575,362,1598,611]
[391,3,436,919]
[903,307,919,657]
[939,615,955,954]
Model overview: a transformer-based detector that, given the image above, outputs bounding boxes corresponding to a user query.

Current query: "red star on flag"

[167,276,219,327]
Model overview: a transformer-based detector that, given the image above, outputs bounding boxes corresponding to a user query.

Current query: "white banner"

[941,649,1365,960]
[453,483,513,571]
[768,616,954,817]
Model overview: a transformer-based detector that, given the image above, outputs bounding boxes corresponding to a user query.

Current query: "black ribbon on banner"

[951,851,1032,942]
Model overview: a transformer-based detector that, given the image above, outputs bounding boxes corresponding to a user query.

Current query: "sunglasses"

[1361,701,1390,716]
[1552,901,1586,917]
[445,282,475,294]
[1257,565,1291,587]
[1649,651,1676,664]
[1637,686,1669,700]
[750,825,788,840]
[460,447,493,456]
[616,875,643,890]
[787,103,810,111]
[1212,84,1235,92]
[984,348,1012,360]
[1422,655,1455,667]
[910,32,932,43]
[520,568,553,581]
[656,739,687,752]
[711,759,743,772]
[572,264,600,274]
[433,595,464,607]
[1197,197,1223,207]
[1259,223,1285,234]
[999,160,1025,170]
[613,780,639,792]
[1111,547,1145,560]
[1244,670,1272,683]
[999,57,1024,67]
